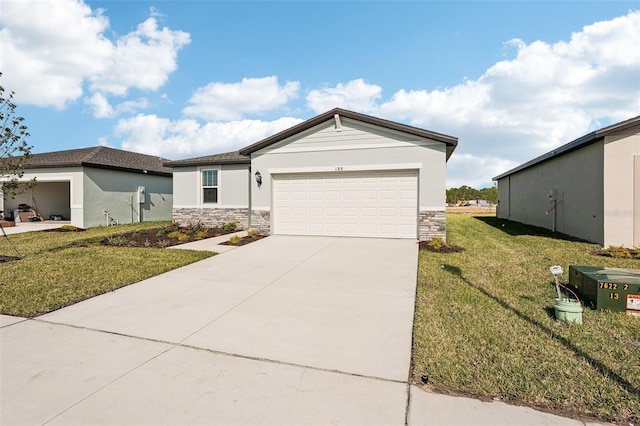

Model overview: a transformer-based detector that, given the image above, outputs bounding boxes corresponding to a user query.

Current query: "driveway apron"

[2,236,418,425]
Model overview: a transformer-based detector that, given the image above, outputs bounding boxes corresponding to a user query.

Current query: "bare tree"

[0,72,35,200]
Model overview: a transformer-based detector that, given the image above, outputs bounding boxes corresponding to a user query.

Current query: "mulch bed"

[219,235,267,246]
[44,226,86,232]
[101,226,229,248]
[591,247,639,260]
[418,240,465,253]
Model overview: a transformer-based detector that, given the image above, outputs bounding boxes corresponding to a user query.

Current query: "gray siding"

[261,120,417,153]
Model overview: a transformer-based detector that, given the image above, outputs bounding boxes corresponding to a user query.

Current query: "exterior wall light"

[255,170,262,188]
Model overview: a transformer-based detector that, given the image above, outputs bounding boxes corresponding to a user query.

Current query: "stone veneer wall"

[173,207,249,229]
[250,210,271,235]
[419,210,446,241]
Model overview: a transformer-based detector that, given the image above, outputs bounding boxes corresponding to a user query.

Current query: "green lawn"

[0,222,214,317]
[413,214,639,424]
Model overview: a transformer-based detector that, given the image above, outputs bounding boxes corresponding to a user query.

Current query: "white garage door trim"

[272,170,418,239]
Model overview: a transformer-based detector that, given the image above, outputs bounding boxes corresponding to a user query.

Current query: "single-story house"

[166,108,458,240]
[1,146,173,228]
[493,115,640,247]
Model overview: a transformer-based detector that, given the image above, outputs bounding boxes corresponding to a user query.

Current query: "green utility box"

[569,266,640,315]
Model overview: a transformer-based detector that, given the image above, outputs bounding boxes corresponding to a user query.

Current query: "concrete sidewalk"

[0,236,604,425]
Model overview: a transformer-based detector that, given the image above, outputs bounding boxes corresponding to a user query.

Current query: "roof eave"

[164,158,251,168]
[82,162,172,177]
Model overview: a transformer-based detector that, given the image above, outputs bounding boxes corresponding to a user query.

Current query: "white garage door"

[273,170,418,239]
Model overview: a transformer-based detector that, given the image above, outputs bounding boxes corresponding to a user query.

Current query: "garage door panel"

[273,170,418,239]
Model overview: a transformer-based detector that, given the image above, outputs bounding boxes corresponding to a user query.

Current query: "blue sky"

[1,0,639,188]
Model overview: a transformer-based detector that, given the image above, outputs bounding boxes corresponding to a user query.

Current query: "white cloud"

[84,93,150,118]
[302,12,639,187]
[182,77,300,121]
[306,79,382,114]
[377,10,640,169]
[446,154,519,189]
[89,17,190,96]
[85,93,114,118]
[115,114,303,159]
[0,0,189,108]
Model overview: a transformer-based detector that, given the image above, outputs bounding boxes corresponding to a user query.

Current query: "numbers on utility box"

[609,292,620,300]
[600,282,618,290]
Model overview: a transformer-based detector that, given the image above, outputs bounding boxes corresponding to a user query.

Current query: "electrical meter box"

[568,266,640,316]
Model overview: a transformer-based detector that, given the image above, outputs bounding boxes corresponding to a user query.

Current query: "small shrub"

[194,230,208,240]
[156,223,179,238]
[223,221,238,233]
[185,222,205,236]
[247,229,259,238]
[167,230,186,240]
[60,224,80,232]
[228,235,241,245]
[142,239,151,247]
[419,237,465,253]
[156,239,170,248]
[427,237,444,251]
[601,246,634,259]
[177,233,190,242]
[105,235,129,247]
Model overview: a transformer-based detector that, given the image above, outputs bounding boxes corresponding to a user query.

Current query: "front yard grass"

[413,214,640,424]
[0,222,214,317]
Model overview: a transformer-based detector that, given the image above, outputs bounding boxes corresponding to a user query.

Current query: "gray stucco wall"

[220,164,249,206]
[172,166,198,207]
[171,163,249,227]
[83,167,172,228]
[172,164,249,208]
[496,141,604,244]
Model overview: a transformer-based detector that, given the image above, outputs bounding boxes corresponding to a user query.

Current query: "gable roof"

[164,151,250,168]
[25,146,172,176]
[493,115,640,181]
[238,108,458,159]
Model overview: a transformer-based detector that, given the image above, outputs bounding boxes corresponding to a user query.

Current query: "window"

[202,169,218,203]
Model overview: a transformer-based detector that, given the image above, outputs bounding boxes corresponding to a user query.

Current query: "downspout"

[248,165,252,229]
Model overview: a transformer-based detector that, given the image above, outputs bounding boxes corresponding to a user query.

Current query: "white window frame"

[199,167,220,205]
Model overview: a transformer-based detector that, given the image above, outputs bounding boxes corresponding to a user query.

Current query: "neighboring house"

[1,146,173,228]
[166,108,458,240]
[493,115,640,247]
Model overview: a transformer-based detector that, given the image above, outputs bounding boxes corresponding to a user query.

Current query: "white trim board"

[268,163,422,175]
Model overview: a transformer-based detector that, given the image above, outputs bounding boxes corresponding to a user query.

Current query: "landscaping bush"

[223,220,238,233]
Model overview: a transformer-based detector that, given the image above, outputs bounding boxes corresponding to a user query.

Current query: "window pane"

[202,170,218,187]
[203,188,218,203]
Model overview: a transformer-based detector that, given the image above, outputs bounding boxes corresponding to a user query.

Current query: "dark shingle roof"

[164,151,250,168]
[493,115,640,181]
[239,107,458,159]
[26,146,172,176]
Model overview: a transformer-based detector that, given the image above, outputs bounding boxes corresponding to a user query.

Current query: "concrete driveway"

[1,236,416,425]
[1,235,592,425]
